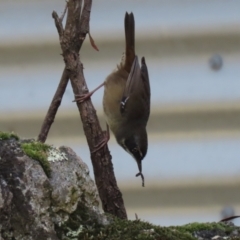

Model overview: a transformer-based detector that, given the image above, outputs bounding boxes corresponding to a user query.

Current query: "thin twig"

[60,1,68,22]
[52,11,64,37]
[37,68,69,143]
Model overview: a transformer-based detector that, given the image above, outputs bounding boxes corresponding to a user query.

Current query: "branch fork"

[38,0,127,219]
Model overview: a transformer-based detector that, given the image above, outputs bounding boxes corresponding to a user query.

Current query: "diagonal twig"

[37,68,69,143]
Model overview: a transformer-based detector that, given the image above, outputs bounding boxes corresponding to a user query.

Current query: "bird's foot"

[73,82,104,103]
[73,92,93,103]
[91,124,110,153]
[91,135,109,153]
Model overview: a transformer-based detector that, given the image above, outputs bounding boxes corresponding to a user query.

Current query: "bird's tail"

[124,12,135,73]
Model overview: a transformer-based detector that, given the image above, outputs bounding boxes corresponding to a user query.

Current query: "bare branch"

[52,0,127,219]
[60,1,68,22]
[37,68,69,143]
[80,0,91,33]
[52,11,64,37]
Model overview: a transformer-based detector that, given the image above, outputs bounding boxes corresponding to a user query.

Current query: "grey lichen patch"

[0,131,19,141]
[21,142,51,177]
[66,225,84,238]
[48,147,68,162]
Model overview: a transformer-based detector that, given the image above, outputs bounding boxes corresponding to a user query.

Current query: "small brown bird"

[75,12,150,187]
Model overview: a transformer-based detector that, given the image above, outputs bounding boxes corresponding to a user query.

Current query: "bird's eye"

[132,148,138,153]
[130,147,143,160]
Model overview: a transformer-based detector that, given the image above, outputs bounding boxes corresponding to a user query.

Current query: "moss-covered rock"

[21,141,51,177]
[74,218,240,240]
[174,222,238,240]
[0,135,106,240]
[0,131,19,140]
[1,133,240,240]
[76,217,194,240]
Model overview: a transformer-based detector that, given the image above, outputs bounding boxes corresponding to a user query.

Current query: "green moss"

[0,131,19,140]
[21,142,51,177]
[57,213,239,240]
[173,222,234,235]
[75,217,195,240]
[68,218,239,240]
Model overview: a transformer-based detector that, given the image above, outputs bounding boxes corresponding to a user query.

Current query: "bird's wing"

[120,56,151,121]
[120,56,141,114]
[140,57,151,120]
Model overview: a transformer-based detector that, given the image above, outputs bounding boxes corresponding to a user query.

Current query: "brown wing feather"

[120,56,141,114]
[141,57,151,120]
[120,56,151,123]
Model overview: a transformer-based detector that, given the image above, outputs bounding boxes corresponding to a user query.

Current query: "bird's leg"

[73,82,104,103]
[91,123,110,153]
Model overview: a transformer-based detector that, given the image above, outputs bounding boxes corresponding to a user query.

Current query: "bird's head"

[118,127,148,174]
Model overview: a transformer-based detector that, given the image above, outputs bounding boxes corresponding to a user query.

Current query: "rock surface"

[0,135,240,240]
[0,137,107,240]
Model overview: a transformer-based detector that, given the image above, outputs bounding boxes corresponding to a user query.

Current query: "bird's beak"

[136,158,142,173]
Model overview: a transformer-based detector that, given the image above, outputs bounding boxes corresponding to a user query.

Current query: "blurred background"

[1,0,240,226]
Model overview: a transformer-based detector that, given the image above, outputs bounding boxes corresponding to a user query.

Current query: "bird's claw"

[91,130,110,153]
[73,93,93,103]
[73,83,104,103]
